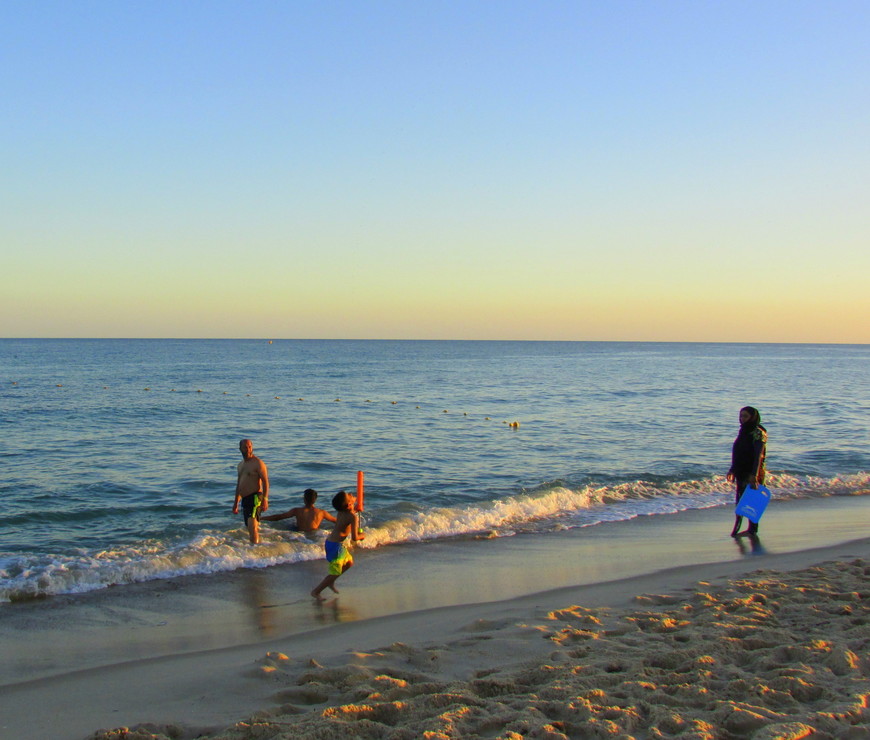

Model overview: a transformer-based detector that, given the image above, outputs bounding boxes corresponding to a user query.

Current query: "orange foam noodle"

[356,470,365,511]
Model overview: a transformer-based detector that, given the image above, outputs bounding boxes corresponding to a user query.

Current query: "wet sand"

[1,496,869,739]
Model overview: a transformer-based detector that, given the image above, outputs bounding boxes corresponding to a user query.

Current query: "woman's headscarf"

[738,406,762,437]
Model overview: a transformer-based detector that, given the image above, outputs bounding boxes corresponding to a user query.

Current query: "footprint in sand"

[272,686,331,705]
[248,651,291,678]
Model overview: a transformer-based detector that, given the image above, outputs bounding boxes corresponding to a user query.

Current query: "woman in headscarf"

[727,406,767,537]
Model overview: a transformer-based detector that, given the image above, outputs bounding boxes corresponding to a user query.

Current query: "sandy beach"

[2,499,869,740]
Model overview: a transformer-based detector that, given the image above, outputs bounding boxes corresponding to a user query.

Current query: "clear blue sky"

[3,1,868,341]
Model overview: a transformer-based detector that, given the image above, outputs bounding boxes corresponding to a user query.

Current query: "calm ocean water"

[1,339,868,602]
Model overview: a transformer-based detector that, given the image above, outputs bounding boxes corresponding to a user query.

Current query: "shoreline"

[1,497,869,739]
[4,538,869,740]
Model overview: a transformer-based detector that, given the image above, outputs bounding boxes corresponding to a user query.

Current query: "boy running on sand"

[311,490,365,599]
[261,488,336,535]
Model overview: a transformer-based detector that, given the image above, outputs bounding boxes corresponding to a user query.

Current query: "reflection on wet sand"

[311,596,359,626]
[734,533,768,557]
[241,569,276,637]
[237,565,360,637]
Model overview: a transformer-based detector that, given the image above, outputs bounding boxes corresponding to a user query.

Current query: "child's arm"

[261,507,298,522]
[351,511,365,541]
[320,508,337,523]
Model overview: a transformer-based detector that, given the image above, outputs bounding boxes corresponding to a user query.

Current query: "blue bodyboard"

[735,485,771,523]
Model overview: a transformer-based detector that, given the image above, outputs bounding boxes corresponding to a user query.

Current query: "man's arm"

[258,460,269,512]
[232,463,243,513]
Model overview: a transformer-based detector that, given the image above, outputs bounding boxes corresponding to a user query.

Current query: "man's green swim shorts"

[241,492,263,524]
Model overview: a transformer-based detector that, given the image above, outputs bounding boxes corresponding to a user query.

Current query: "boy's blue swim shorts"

[325,539,353,576]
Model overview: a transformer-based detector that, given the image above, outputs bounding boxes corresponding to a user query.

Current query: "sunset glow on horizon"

[2,2,868,343]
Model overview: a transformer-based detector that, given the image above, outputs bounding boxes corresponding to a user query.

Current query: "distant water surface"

[1,339,867,601]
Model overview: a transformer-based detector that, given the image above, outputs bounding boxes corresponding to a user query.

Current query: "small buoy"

[334,398,341,402]
[144,387,150,391]
[56,384,63,387]
[391,401,397,405]
[443,410,449,413]
[416,405,420,409]
[274,396,281,399]
[463,412,467,416]
[298,398,304,401]
[197,389,203,393]
[509,421,520,428]
[170,389,175,392]
[268,340,273,344]
[485,417,491,420]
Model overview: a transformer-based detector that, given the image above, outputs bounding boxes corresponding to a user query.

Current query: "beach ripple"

[86,559,870,740]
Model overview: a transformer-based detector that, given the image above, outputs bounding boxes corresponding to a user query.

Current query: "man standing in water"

[232,438,269,544]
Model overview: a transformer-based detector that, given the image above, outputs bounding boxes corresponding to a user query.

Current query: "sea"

[1,339,868,604]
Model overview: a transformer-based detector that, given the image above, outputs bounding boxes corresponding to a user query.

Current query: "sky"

[2,1,868,342]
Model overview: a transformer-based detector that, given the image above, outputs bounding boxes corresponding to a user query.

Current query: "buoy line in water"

[8,380,523,428]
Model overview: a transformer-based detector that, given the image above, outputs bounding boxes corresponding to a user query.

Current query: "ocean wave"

[1,471,867,602]
[359,471,869,547]
[0,529,326,603]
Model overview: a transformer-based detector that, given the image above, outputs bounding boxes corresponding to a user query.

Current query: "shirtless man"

[232,439,269,543]
[261,488,336,534]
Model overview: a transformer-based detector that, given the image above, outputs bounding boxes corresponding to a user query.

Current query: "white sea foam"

[2,472,866,602]
[0,530,324,602]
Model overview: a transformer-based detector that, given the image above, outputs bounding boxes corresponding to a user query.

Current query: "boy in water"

[311,490,365,599]
[261,488,336,535]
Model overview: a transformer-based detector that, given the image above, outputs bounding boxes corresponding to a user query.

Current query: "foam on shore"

[1,497,869,739]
